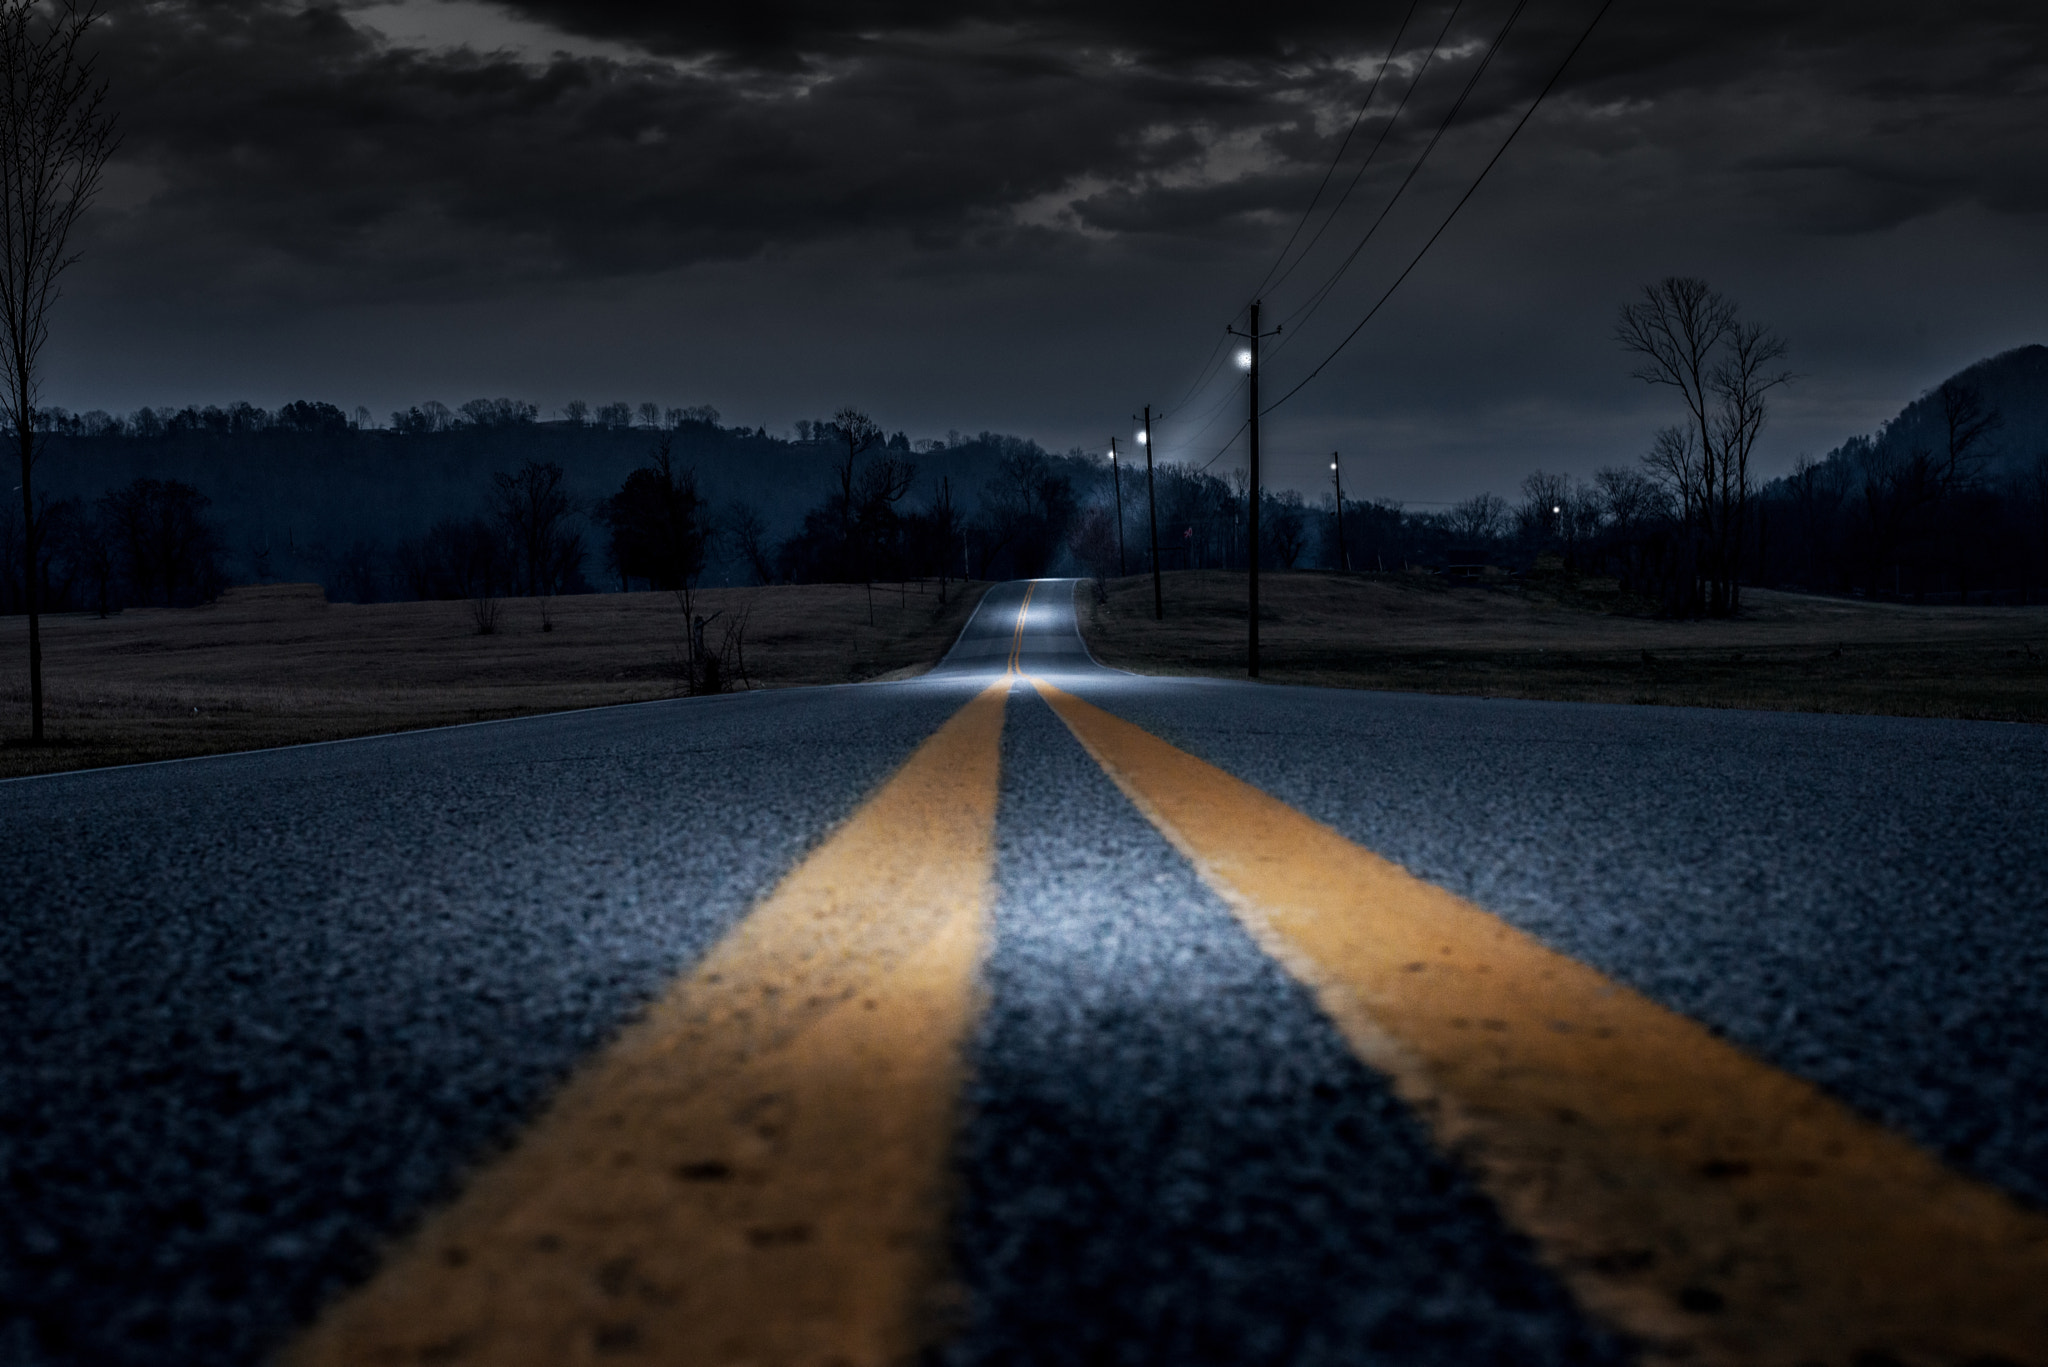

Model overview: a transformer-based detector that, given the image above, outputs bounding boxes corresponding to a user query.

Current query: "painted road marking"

[1034,678,2048,1367]
[1005,581,1037,674]
[285,680,1010,1367]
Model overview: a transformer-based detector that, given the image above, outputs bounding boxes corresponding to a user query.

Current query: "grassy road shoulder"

[1081,570,2048,723]
[0,579,991,779]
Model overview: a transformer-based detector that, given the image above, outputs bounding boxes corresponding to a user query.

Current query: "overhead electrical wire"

[1164,0,1613,480]
[1167,0,1448,470]
[1191,416,1250,473]
[1172,374,1251,451]
[1270,0,1531,352]
[1258,0,1616,417]
[1247,0,1425,304]
[1184,0,1493,470]
[1261,0,1450,304]
[1161,0,1422,429]
[1164,331,1232,418]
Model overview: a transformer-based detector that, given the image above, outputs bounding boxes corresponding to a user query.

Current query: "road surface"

[2,579,2045,1365]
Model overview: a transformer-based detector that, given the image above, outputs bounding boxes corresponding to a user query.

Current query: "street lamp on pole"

[1330,451,1350,573]
[1109,437,1127,578]
[1136,408,1163,620]
[1226,302,1280,678]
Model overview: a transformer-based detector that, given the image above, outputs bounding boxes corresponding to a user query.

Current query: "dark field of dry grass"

[0,579,989,779]
[1082,570,2048,723]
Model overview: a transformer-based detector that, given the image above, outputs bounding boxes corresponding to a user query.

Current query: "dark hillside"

[25,414,1107,594]
[1860,343,2048,476]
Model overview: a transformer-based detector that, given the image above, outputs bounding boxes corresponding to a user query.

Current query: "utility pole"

[1226,302,1280,677]
[1330,450,1350,572]
[1139,405,1163,620]
[1109,436,1127,577]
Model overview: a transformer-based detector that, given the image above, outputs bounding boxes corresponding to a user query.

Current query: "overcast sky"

[45,0,2048,502]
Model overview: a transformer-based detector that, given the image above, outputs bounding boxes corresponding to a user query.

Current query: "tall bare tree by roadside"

[1,0,114,742]
[1616,277,1789,616]
[829,407,883,543]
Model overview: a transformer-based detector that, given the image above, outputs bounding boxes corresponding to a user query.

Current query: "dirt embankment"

[0,579,989,779]
[1081,569,2048,723]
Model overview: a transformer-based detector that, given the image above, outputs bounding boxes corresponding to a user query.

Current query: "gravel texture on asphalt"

[0,681,976,1367]
[10,576,2041,1366]
[1062,668,2048,1209]
[941,686,1629,1366]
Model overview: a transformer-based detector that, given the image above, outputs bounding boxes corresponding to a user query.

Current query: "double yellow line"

[289,680,1011,1366]
[1032,679,2048,1366]
[1004,581,1037,674]
[289,668,2048,1366]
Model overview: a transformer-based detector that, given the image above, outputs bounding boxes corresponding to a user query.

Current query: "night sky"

[48,1,2048,502]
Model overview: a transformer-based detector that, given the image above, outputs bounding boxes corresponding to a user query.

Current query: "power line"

[1192,417,1249,473]
[1263,0,1451,305]
[1171,327,1228,413]
[1248,0,1424,303]
[1261,0,1618,417]
[1181,0,1482,473]
[1167,370,1248,447]
[1272,0,1530,349]
[1165,1,1427,431]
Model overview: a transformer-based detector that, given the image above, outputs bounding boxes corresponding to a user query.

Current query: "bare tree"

[0,0,114,741]
[489,460,578,596]
[1264,488,1309,568]
[1936,380,2001,487]
[1593,464,1666,537]
[725,501,775,585]
[1447,492,1506,544]
[830,407,883,525]
[1515,469,1570,544]
[1707,320,1792,611]
[1617,277,1789,615]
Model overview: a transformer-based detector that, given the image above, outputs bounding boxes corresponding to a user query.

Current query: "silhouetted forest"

[3,343,2044,616]
[0,397,1110,612]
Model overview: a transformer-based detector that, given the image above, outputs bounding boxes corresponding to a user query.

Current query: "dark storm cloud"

[93,0,1394,301]
[53,0,2048,489]
[93,0,2048,306]
[88,0,2048,311]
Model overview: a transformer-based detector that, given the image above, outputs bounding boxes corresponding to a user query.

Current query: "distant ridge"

[1832,343,2048,474]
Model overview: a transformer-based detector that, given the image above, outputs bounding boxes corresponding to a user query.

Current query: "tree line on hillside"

[385,410,1094,608]
[8,348,2046,621]
[0,477,225,615]
[32,396,732,440]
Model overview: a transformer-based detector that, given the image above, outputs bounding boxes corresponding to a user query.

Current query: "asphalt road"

[3,578,2044,1364]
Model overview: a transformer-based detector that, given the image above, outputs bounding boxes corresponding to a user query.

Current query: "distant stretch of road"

[3,579,2045,1365]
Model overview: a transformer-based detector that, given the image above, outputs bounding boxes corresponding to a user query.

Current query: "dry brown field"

[1081,569,2048,723]
[0,579,990,779]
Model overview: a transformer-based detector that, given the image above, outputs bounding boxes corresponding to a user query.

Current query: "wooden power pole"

[1331,450,1351,572]
[1227,302,1280,677]
[1109,436,1127,577]
[1141,405,1163,620]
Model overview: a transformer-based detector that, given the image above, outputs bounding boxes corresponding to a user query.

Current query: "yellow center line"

[1033,677,2048,1367]
[286,679,1011,1367]
[1006,581,1037,674]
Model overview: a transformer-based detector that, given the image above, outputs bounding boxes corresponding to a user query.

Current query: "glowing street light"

[1134,404,1162,619]
[1330,450,1350,573]
[1235,348,1253,371]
